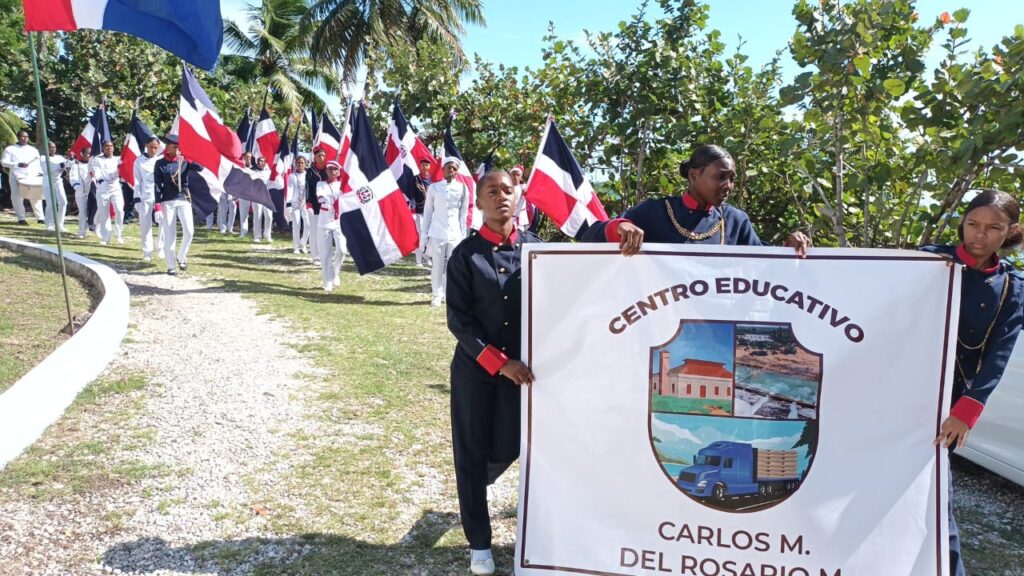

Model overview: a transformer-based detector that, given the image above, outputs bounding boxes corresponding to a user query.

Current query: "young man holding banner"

[446,170,540,575]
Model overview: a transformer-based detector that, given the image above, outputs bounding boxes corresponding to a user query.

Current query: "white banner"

[517,244,960,576]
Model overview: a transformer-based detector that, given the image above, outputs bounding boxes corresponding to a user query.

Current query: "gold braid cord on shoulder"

[665,200,725,244]
[956,271,1010,386]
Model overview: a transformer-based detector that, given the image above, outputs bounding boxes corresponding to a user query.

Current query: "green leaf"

[882,78,906,97]
[853,55,871,77]
[952,8,970,23]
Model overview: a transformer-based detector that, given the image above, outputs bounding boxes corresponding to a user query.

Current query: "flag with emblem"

[385,100,438,206]
[524,117,608,237]
[339,103,420,274]
[118,111,160,186]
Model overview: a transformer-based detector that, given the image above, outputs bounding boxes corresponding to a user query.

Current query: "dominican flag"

[385,100,438,206]
[340,104,420,275]
[309,109,320,150]
[524,117,608,237]
[69,106,110,161]
[177,66,273,216]
[315,112,343,160]
[235,109,253,156]
[474,151,494,182]
[338,105,355,190]
[22,0,223,70]
[269,119,293,228]
[441,128,481,230]
[118,112,160,187]
[252,108,280,163]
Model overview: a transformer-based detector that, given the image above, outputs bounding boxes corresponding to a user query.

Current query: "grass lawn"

[652,394,732,415]
[0,246,98,394]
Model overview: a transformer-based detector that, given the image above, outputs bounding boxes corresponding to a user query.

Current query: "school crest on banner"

[517,244,960,576]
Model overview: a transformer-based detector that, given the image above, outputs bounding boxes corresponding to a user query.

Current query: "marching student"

[288,155,310,254]
[422,157,470,306]
[920,190,1024,576]
[154,134,203,275]
[578,145,810,254]
[133,137,163,261]
[217,191,237,234]
[41,141,68,232]
[90,140,123,245]
[238,151,254,238]
[315,160,347,291]
[68,147,94,238]
[446,169,540,576]
[1,129,42,224]
[413,158,431,266]
[252,156,273,243]
[305,147,330,266]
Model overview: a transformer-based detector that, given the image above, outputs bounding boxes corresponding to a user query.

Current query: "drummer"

[1,129,43,224]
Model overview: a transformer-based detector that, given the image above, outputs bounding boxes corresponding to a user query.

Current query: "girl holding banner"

[921,190,1024,576]
[578,145,811,254]
[446,170,540,576]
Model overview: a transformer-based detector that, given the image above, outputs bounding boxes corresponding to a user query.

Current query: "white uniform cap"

[442,156,461,169]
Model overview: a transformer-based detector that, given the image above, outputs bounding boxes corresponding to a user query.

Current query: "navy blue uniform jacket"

[306,164,328,215]
[153,156,203,203]
[577,192,764,245]
[447,226,542,383]
[921,244,1024,428]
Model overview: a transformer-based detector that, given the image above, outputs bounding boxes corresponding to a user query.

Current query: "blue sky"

[652,321,734,374]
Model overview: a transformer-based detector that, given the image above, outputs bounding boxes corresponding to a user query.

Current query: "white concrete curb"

[0,237,129,469]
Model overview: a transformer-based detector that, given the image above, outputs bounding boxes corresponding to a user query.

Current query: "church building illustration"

[651,350,734,401]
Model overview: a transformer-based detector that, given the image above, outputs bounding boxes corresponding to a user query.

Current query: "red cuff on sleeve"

[950,396,985,429]
[605,218,631,243]
[477,345,510,376]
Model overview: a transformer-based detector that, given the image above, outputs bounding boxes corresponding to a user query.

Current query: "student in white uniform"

[133,137,163,261]
[421,156,469,306]
[238,151,253,238]
[252,156,273,243]
[288,156,310,254]
[41,142,67,232]
[90,140,123,245]
[68,147,94,238]
[316,160,347,292]
[1,129,43,224]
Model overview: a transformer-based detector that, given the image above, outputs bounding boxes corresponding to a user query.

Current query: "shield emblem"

[356,186,374,204]
[649,320,821,512]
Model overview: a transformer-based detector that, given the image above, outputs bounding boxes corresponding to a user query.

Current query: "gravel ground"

[0,267,326,576]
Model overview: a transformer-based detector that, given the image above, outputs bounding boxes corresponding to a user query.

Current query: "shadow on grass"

[100,510,517,575]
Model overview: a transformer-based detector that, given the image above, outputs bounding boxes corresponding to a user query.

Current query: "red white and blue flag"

[385,100,438,205]
[525,117,608,237]
[177,66,273,216]
[474,150,494,183]
[252,108,280,164]
[315,112,343,161]
[22,0,223,70]
[69,105,110,161]
[269,119,294,228]
[339,103,420,275]
[235,109,253,156]
[338,104,355,190]
[118,111,160,187]
[441,128,481,230]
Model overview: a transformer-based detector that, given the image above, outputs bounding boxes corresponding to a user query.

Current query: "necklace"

[665,200,725,244]
[955,270,1010,386]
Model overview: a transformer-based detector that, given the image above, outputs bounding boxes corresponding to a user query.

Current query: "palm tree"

[222,0,341,114]
[304,0,485,82]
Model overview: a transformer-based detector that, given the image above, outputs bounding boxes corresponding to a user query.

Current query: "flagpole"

[28,31,76,335]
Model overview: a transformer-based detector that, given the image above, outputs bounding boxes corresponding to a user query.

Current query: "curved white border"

[0,237,129,469]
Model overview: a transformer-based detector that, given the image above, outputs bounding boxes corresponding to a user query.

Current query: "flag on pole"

[235,109,252,156]
[269,118,293,228]
[252,108,280,163]
[21,0,223,70]
[118,111,159,186]
[524,117,608,237]
[315,112,343,160]
[474,150,494,182]
[338,104,355,189]
[441,127,481,230]
[340,103,420,275]
[309,109,320,149]
[69,106,110,160]
[177,66,273,214]
[385,100,438,206]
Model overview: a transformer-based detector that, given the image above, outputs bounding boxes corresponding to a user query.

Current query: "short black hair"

[958,189,1024,250]
[419,159,431,165]
[679,145,733,179]
[17,129,29,137]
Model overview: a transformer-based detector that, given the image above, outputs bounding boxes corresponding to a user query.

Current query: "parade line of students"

[3,137,1021,576]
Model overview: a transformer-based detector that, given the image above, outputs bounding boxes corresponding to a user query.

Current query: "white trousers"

[162,199,194,270]
[135,199,162,258]
[97,190,124,243]
[309,213,322,263]
[320,224,347,285]
[429,238,457,299]
[43,184,67,231]
[290,203,310,251]
[412,214,424,264]
[218,194,236,233]
[11,178,44,222]
[252,204,272,241]
[238,199,250,236]
[204,212,215,229]
[74,185,90,237]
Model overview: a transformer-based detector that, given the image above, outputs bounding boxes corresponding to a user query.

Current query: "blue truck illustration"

[675,441,800,500]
